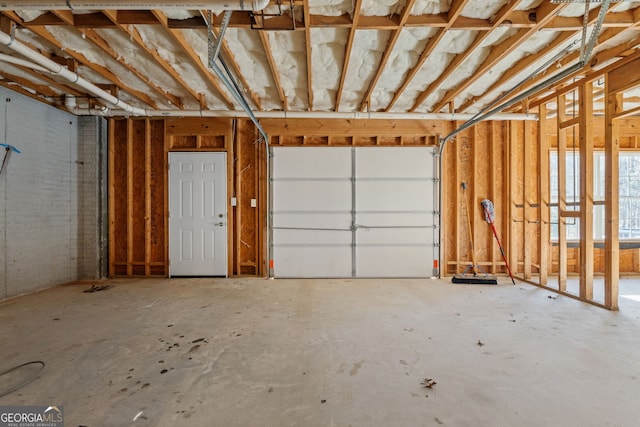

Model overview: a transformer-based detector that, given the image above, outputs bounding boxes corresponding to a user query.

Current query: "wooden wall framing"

[107,83,640,308]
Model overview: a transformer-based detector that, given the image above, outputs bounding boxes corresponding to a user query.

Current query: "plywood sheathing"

[442,120,511,276]
[235,119,262,276]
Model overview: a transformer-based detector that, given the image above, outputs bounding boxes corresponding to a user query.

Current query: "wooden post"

[490,122,496,274]
[108,119,116,277]
[604,80,621,310]
[557,94,567,291]
[126,119,133,276]
[579,82,594,300]
[538,104,550,286]
[508,122,518,277]
[145,119,152,276]
[523,121,532,280]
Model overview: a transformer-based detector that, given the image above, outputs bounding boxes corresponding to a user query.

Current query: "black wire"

[0,361,46,398]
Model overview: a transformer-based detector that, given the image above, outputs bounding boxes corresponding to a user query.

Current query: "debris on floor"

[132,411,145,422]
[477,340,484,347]
[421,378,437,389]
[548,295,558,300]
[320,399,327,404]
[83,284,113,293]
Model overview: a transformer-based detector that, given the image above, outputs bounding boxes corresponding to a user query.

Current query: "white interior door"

[169,152,227,276]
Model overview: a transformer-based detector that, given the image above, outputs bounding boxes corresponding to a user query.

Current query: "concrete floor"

[1,277,640,427]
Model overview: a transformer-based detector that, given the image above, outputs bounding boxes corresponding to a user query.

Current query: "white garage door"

[271,146,437,278]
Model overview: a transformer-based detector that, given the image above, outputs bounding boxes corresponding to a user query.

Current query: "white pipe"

[62,101,539,120]
[0,53,50,73]
[65,95,110,116]
[0,31,146,116]
[0,0,270,10]
[145,109,539,121]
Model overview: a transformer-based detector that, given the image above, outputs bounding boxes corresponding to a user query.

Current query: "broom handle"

[488,217,516,285]
[464,186,478,275]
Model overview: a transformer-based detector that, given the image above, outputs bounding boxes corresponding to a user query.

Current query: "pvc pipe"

[140,109,539,121]
[0,0,270,10]
[0,53,50,73]
[0,31,146,116]
[65,95,110,116]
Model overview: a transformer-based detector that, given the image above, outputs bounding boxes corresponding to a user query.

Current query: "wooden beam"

[508,122,518,277]
[457,31,575,112]
[260,118,443,136]
[335,0,362,111]
[110,21,205,107]
[303,0,313,111]
[579,81,594,300]
[126,120,134,277]
[258,30,288,110]
[108,119,116,277]
[8,21,159,108]
[608,55,640,94]
[558,116,580,129]
[557,93,568,291]
[384,0,469,111]
[79,28,184,109]
[0,70,59,98]
[430,1,566,113]
[524,120,532,280]
[152,10,235,109]
[357,0,417,111]
[145,119,152,276]
[539,104,550,286]
[604,83,621,310]
[409,0,521,112]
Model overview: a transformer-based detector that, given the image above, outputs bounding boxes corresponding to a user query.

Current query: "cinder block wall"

[0,88,105,300]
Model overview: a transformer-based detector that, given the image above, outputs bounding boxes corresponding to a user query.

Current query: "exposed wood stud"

[385,0,469,111]
[605,83,622,310]
[557,93,568,291]
[335,0,363,111]
[579,82,594,300]
[524,120,532,280]
[258,30,288,111]
[357,0,417,112]
[126,120,134,276]
[145,119,152,276]
[538,104,550,286]
[490,122,496,274]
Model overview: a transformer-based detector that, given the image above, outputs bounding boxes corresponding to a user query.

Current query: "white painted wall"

[0,88,105,300]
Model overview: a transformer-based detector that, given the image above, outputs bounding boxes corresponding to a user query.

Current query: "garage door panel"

[273,181,351,211]
[356,246,432,277]
[272,213,352,230]
[271,146,436,278]
[356,212,434,228]
[356,181,433,211]
[272,147,351,179]
[356,227,432,245]
[274,229,352,245]
[356,147,432,178]
[273,246,352,277]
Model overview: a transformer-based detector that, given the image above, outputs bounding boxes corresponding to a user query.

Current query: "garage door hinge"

[431,177,440,183]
